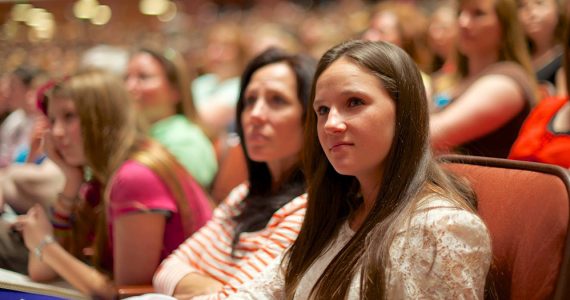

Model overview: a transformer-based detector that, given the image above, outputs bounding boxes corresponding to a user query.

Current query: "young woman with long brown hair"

[13,69,212,299]
[229,40,491,299]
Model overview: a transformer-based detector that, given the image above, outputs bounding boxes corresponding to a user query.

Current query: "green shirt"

[150,115,218,189]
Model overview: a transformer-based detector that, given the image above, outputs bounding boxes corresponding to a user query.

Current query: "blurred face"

[125,53,178,123]
[47,98,86,166]
[241,62,303,174]
[458,0,502,58]
[362,12,403,47]
[314,58,396,185]
[429,7,458,59]
[518,0,559,44]
[6,76,27,110]
[205,34,240,73]
[23,83,42,115]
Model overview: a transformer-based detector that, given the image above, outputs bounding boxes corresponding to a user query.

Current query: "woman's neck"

[532,44,561,69]
[349,175,381,231]
[467,52,499,78]
[267,155,299,191]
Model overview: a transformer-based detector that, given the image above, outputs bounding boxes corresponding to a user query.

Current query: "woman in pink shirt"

[14,69,212,299]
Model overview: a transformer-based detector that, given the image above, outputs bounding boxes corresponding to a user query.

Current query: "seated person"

[153,48,316,299]
[430,0,536,158]
[509,16,570,169]
[230,40,491,299]
[13,69,212,299]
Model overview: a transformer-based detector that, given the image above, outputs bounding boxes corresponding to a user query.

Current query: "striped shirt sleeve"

[194,194,306,300]
[153,183,249,295]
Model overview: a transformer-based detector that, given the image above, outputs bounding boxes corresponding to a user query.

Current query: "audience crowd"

[0,0,569,299]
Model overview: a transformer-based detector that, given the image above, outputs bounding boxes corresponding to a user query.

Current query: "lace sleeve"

[387,206,492,299]
[227,254,286,300]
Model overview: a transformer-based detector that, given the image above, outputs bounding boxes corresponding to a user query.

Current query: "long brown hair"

[284,40,477,299]
[46,69,199,273]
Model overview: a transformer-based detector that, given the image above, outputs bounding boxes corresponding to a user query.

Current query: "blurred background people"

[518,0,567,97]
[0,74,11,125]
[362,1,433,99]
[14,69,212,298]
[430,0,537,158]
[0,66,47,168]
[192,21,244,137]
[428,1,458,76]
[509,15,570,168]
[126,47,218,190]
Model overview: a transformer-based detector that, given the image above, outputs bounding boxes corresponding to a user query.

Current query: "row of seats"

[118,154,570,299]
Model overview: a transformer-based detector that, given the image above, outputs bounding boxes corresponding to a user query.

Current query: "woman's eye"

[348,97,364,107]
[64,112,77,122]
[315,106,329,116]
[244,96,256,106]
[271,95,286,105]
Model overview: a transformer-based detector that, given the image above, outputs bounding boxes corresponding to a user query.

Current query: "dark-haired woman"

[230,40,491,299]
[153,48,316,299]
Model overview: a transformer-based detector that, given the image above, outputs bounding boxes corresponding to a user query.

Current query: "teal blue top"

[150,115,218,189]
[192,74,241,109]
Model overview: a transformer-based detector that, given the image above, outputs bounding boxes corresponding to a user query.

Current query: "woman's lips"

[247,132,268,144]
[329,142,354,152]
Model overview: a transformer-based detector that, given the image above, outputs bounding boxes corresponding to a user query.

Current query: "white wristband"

[34,235,56,261]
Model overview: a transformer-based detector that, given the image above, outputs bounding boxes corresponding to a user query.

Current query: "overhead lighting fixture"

[91,5,112,25]
[158,1,177,22]
[140,0,169,16]
[73,0,99,20]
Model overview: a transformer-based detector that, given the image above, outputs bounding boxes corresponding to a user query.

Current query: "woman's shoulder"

[412,195,489,239]
[108,160,178,214]
[112,160,156,183]
[214,183,250,217]
[271,193,308,219]
[151,115,209,141]
[483,61,529,77]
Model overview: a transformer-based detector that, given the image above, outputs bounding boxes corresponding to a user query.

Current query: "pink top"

[107,160,212,262]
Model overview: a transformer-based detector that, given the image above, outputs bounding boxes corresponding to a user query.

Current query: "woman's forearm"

[36,242,116,299]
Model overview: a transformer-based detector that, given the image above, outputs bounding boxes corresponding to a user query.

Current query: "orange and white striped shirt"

[153,183,307,299]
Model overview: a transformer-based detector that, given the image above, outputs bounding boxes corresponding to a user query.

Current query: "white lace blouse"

[228,196,492,299]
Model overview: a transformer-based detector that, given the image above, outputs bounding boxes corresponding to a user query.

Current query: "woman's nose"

[249,99,268,124]
[323,108,347,134]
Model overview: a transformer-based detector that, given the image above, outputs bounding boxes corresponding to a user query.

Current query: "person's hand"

[43,129,83,184]
[27,116,49,163]
[13,204,54,251]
